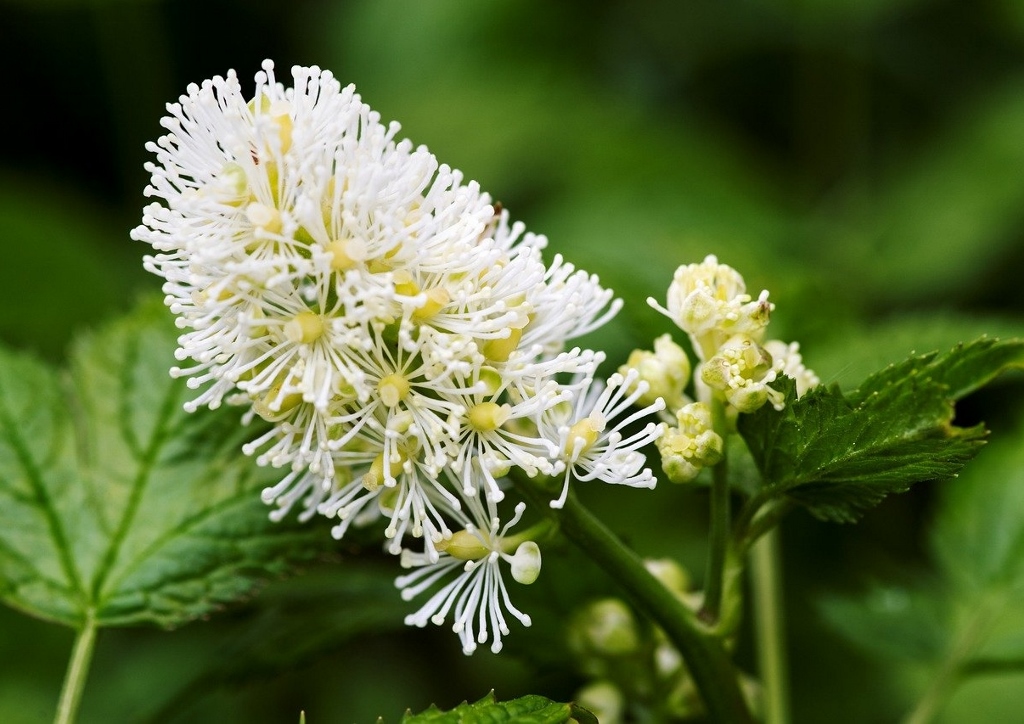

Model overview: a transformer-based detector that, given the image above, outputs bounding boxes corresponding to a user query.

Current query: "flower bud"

[569,598,640,656]
[656,402,724,483]
[619,334,691,411]
[510,541,542,584]
[649,256,774,360]
[644,558,692,594]
[576,681,625,724]
[764,339,820,397]
[700,335,783,413]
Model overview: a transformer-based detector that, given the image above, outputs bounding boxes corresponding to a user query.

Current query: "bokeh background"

[2,0,1024,722]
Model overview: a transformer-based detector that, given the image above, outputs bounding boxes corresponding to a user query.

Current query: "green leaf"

[0,300,322,629]
[401,691,596,724]
[818,582,951,662]
[821,423,1024,719]
[739,338,1024,522]
[0,176,144,358]
[932,423,1024,599]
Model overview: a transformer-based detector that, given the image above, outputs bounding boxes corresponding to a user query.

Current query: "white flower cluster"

[133,61,664,654]
[634,255,818,482]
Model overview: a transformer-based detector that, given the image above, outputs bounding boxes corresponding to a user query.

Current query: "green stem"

[751,528,790,724]
[54,615,98,724]
[741,499,794,553]
[515,481,753,723]
[701,397,732,625]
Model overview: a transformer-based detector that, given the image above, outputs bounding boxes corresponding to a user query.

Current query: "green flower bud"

[576,681,625,724]
[569,598,640,656]
[644,558,692,595]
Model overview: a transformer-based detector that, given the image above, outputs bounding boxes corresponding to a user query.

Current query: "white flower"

[396,499,540,654]
[135,61,625,571]
[647,255,772,360]
[763,339,820,397]
[540,370,665,509]
[700,334,785,413]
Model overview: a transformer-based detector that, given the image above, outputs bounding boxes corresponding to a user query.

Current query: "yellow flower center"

[468,402,511,432]
[565,417,602,456]
[284,311,324,344]
[378,374,411,408]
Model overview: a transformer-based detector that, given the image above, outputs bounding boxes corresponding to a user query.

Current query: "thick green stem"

[54,615,98,724]
[515,480,753,722]
[751,528,790,724]
[701,397,732,625]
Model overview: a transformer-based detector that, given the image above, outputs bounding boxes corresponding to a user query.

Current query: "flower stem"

[751,528,790,724]
[701,397,731,625]
[514,479,753,723]
[54,615,98,724]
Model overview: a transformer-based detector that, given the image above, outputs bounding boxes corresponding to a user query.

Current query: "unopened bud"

[570,598,640,656]
[657,402,724,483]
[619,334,691,411]
[510,541,542,584]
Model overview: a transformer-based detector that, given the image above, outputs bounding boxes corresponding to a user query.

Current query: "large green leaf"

[739,338,1024,522]
[821,423,1024,720]
[401,691,597,724]
[818,581,951,663]
[0,301,322,629]
[932,422,1024,600]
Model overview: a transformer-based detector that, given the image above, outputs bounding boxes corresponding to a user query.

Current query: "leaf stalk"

[54,613,98,724]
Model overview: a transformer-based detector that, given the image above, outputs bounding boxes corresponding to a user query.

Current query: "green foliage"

[739,338,1024,522]
[400,691,597,724]
[819,582,950,663]
[821,423,1024,718]
[0,300,323,630]
[810,313,1024,391]
[0,177,144,359]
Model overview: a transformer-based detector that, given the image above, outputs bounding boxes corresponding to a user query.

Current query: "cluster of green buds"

[568,559,737,722]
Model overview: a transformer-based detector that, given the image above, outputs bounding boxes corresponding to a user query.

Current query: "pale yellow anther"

[362,451,406,491]
[412,287,451,319]
[246,202,283,235]
[482,327,523,363]
[468,402,512,432]
[565,417,602,456]
[284,311,324,345]
[437,529,490,561]
[393,270,420,297]
[327,238,367,271]
[267,100,293,154]
[217,162,249,205]
[252,383,304,422]
[378,374,411,408]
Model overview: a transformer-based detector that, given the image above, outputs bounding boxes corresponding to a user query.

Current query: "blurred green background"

[3,0,1024,722]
